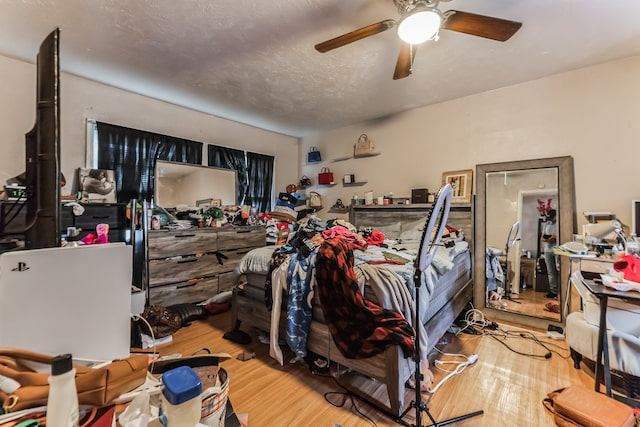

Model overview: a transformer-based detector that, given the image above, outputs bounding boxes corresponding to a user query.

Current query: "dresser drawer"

[149,276,219,306]
[217,247,255,274]
[217,227,265,250]
[149,254,219,286]
[71,204,125,230]
[148,229,217,258]
[575,258,614,274]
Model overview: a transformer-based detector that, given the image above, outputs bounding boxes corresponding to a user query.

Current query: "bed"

[229,201,473,418]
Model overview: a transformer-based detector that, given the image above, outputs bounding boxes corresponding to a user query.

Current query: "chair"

[565,271,640,397]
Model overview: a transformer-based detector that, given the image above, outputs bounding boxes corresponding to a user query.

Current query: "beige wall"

[3,50,639,234]
[301,55,640,233]
[0,54,299,199]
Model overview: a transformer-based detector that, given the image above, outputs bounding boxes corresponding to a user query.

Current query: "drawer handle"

[215,251,228,265]
[177,258,197,264]
[92,215,110,219]
[175,234,196,238]
[235,229,251,234]
[176,282,198,289]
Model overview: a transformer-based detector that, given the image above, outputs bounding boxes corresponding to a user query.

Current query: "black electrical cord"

[314,372,378,427]
[485,329,552,359]
[517,330,571,360]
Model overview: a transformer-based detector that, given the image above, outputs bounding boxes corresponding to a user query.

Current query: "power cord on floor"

[320,375,378,427]
[131,313,158,373]
[429,349,479,394]
[455,307,570,360]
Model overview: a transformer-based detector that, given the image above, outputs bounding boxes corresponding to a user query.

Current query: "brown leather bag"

[0,348,148,413]
[543,386,636,427]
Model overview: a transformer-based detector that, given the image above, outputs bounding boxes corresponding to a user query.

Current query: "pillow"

[399,217,427,243]
[400,217,426,234]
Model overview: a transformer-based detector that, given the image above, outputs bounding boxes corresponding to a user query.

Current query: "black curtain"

[157,136,203,165]
[96,122,202,202]
[208,145,247,205]
[246,152,274,212]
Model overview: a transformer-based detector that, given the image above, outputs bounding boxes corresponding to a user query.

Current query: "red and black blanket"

[315,237,415,359]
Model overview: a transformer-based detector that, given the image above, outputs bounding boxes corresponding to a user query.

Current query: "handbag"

[0,348,148,412]
[141,305,183,339]
[318,167,334,185]
[354,134,375,156]
[542,386,636,427]
[307,147,322,163]
[309,191,322,209]
[299,175,312,188]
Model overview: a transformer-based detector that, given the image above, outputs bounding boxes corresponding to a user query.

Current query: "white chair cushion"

[566,311,640,377]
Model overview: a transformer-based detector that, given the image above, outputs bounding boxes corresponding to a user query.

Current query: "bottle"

[47,354,79,427]
[160,366,202,427]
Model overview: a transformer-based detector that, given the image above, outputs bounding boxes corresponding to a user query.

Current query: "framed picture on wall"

[78,168,117,203]
[441,169,473,204]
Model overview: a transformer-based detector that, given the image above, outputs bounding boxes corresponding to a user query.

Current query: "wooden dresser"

[147,226,266,306]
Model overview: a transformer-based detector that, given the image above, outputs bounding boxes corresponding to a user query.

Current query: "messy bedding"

[232,216,471,366]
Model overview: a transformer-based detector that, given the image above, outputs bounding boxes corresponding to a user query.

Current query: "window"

[208,145,274,213]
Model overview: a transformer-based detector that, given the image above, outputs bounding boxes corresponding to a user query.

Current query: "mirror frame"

[154,160,238,209]
[474,156,576,329]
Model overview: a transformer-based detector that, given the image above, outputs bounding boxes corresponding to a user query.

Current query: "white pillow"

[399,217,427,243]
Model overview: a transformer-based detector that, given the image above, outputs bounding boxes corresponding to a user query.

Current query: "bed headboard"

[349,203,473,250]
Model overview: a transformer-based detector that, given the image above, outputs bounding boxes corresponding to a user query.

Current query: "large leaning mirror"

[154,160,237,210]
[474,156,576,329]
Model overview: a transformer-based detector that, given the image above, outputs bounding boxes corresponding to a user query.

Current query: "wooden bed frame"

[230,203,474,418]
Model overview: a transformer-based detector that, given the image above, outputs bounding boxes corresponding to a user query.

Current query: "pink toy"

[96,223,109,244]
[79,223,110,245]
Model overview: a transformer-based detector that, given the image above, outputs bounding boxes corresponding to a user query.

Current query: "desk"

[579,276,640,402]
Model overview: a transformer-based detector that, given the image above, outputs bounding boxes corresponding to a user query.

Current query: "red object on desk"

[86,405,115,427]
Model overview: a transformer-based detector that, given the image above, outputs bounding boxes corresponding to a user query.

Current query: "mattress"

[238,244,472,326]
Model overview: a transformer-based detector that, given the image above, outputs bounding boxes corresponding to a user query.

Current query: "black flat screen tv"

[24,28,61,249]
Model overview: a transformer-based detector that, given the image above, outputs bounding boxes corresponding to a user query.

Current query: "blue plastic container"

[162,365,202,405]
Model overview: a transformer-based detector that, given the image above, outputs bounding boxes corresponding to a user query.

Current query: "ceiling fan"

[314,0,522,80]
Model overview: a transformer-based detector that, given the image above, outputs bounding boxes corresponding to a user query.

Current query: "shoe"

[545,293,557,299]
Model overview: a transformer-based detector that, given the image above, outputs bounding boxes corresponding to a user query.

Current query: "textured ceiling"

[1,0,640,137]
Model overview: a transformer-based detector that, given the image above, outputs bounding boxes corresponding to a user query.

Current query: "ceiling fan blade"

[315,19,396,53]
[443,10,522,42]
[393,43,416,80]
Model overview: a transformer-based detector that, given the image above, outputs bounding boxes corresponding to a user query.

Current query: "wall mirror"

[474,156,576,329]
[154,160,237,210]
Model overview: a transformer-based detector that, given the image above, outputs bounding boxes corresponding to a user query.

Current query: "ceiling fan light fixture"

[397,6,442,44]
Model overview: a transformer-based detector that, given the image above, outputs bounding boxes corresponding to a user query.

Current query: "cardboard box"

[411,188,429,204]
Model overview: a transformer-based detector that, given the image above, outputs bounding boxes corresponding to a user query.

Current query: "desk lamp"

[584,220,627,254]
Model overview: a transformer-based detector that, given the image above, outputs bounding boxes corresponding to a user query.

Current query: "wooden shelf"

[353,152,381,158]
[332,156,351,163]
[328,207,350,214]
[332,153,381,162]
[343,181,367,187]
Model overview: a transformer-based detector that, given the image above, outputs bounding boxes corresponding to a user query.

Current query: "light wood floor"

[155,310,594,427]
[498,287,561,321]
